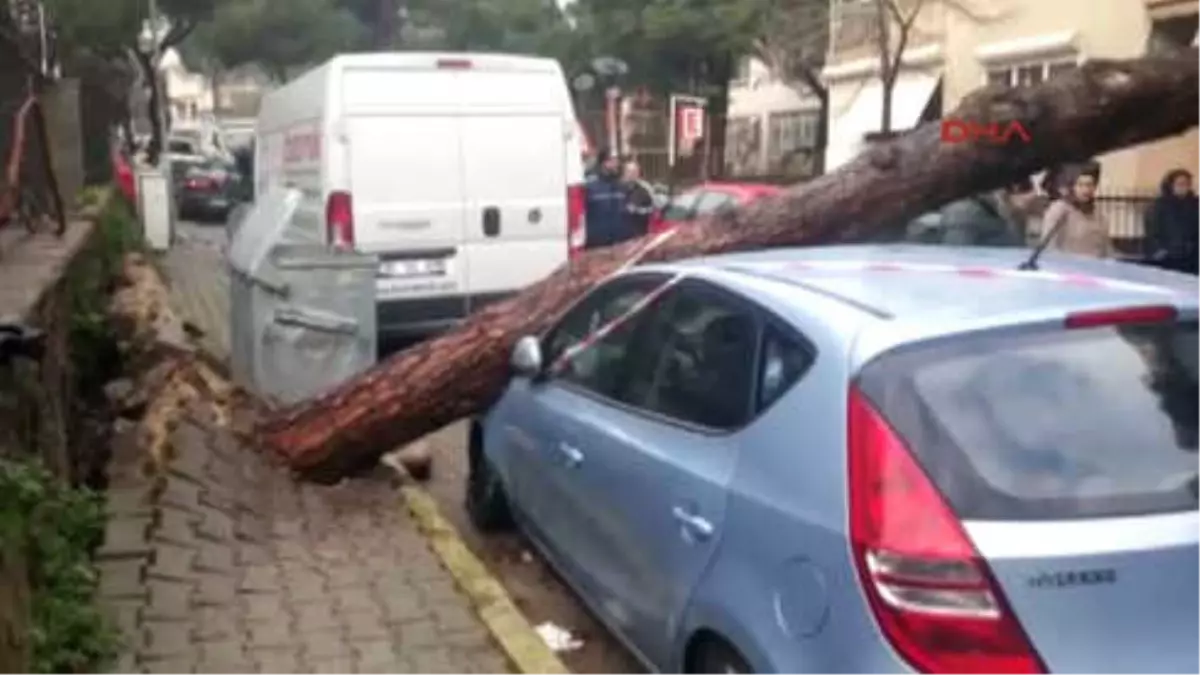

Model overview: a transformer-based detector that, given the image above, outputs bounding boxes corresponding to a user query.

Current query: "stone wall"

[0,218,98,671]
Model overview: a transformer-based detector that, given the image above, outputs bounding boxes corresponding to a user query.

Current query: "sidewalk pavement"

[161,232,230,362]
[117,229,564,673]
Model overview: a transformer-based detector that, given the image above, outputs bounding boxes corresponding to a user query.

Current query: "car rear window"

[858,320,1198,520]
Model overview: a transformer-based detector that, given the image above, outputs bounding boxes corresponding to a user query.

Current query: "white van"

[254,52,587,338]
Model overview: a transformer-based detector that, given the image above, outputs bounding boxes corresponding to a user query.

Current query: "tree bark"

[260,51,1200,482]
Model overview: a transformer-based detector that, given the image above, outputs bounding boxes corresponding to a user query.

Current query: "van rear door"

[458,65,570,307]
[341,66,467,300]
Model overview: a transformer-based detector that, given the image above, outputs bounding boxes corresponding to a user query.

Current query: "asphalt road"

[181,215,642,673]
[381,344,645,675]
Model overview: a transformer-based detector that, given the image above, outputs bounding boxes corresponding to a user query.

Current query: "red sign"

[283,128,321,164]
[941,119,1032,145]
[679,106,705,143]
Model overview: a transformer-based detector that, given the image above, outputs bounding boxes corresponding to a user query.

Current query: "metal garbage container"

[227,186,378,404]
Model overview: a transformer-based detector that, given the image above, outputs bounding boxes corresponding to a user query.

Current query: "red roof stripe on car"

[757,260,1183,296]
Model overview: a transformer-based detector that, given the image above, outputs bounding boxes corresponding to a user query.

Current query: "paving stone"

[394,618,440,650]
[194,571,238,606]
[243,593,288,623]
[251,647,304,674]
[351,639,398,671]
[142,654,197,674]
[194,541,235,573]
[433,603,483,633]
[97,559,146,600]
[197,640,253,674]
[293,601,340,634]
[100,598,142,637]
[302,632,352,660]
[143,619,193,657]
[157,477,203,513]
[97,516,153,559]
[192,606,240,642]
[308,656,354,674]
[196,504,236,542]
[105,486,155,517]
[343,611,389,642]
[246,620,294,649]
[334,587,379,614]
[240,564,282,593]
[147,541,196,581]
[154,506,200,546]
[144,579,192,621]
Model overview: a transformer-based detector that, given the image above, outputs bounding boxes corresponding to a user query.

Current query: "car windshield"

[859,320,1199,520]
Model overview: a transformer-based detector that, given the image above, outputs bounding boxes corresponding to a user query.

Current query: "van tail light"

[567,183,586,259]
[326,190,355,249]
[847,386,1045,674]
[1065,305,1177,329]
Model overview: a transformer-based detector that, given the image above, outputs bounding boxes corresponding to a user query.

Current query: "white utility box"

[136,166,173,251]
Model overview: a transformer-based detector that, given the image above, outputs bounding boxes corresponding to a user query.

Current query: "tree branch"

[161,18,196,50]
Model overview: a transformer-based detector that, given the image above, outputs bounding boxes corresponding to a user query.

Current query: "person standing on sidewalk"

[1144,168,1199,274]
[1040,162,1113,258]
[621,159,655,239]
[583,148,633,249]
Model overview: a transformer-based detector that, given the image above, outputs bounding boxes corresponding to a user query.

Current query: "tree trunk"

[134,50,162,166]
[260,51,1200,482]
[374,0,397,50]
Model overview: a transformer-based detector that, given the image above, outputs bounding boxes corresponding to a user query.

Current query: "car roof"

[655,244,1197,328]
[687,182,784,196]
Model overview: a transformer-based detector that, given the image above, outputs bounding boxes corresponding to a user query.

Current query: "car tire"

[690,638,753,674]
[466,438,513,532]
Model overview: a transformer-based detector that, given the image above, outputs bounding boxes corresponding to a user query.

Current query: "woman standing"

[1040,162,1113,258]
[1144,169,1199,274]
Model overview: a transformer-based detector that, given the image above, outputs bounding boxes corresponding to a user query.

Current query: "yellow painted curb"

[400,485,571,675]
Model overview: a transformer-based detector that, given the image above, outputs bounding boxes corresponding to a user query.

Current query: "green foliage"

[186,0,365,80]
[0,459,118,673]
[68,196,140,393]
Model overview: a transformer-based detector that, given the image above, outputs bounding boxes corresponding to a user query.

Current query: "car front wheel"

[690,638,753,674]
[466,435,513,532]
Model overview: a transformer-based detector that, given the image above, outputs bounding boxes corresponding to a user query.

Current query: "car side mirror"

[510,335,544,379]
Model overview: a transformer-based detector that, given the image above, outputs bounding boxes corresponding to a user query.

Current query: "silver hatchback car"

[468,245,1199,673]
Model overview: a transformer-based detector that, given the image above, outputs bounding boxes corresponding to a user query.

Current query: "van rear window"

[858,321,1198,520]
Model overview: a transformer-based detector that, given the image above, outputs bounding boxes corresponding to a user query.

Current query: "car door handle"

[672,506,714,541]
[556,442,584,468]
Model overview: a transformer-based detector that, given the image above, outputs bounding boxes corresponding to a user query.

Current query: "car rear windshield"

[858,320,1198,520]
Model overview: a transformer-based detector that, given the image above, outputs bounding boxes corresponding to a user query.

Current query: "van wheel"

[466,439,513,532]
[690,638,752,674]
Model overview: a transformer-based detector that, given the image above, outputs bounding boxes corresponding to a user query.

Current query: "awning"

[1146,0,1198,21]
[824,72,939,171]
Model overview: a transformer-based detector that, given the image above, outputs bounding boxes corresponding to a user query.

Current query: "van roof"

[327,51,564,74]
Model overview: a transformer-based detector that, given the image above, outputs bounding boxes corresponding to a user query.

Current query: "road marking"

[396,479,570,674]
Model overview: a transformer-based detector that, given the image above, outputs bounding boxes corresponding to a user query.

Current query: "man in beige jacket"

[1040,162,1113,258]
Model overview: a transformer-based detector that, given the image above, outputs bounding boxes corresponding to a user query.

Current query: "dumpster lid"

[228,186,301,277]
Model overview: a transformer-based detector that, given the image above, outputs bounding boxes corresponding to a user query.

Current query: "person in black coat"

[1145,169,1199,274]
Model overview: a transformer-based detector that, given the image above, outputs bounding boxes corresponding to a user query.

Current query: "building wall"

[818,0,1196,193]
[940,0,1197,194]
[727,58,822,175]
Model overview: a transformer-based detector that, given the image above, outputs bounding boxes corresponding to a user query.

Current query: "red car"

[652,181,784,234]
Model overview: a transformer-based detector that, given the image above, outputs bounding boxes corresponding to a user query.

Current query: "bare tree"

[751,0,830,173]
[852,0,992,134]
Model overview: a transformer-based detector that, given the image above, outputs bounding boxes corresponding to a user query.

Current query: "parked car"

[173,158,241,222]
[654,182,785,234]
[468,244,1199,673]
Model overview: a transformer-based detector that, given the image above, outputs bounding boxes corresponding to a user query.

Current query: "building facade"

[726,57,824,178]
[821,0,1198,196]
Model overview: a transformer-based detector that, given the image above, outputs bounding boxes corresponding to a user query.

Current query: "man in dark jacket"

[1145,168,1199,275]
[621,159,655,239]
[584,148,633,249]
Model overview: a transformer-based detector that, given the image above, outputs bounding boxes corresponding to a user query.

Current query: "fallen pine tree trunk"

[262,50,1199,481]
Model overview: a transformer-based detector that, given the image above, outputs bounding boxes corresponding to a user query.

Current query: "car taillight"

[326,191,354,249]
[567,184,586,259]
[847,386,1044,674]
[1065,305,1177,329]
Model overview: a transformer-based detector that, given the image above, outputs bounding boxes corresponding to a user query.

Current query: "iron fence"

[1097,192,1156,257]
